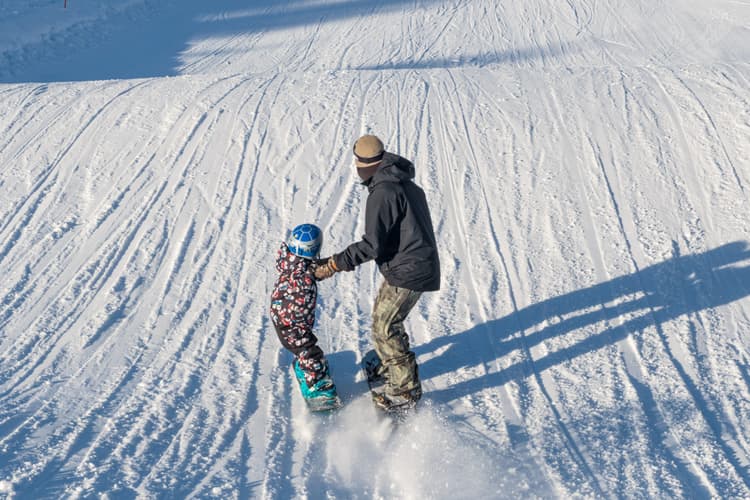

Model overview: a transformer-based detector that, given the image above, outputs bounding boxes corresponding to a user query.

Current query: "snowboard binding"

[292,360,342,412]
[361,350,421,417]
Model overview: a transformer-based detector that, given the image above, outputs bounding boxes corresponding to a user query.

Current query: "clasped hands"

[312,256,339,281]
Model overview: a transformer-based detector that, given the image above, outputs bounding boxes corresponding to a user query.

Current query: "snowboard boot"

[293,359,337,400]
[372,386,422,412]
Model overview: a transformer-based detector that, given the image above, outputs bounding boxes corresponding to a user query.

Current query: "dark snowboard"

[361,349,415,420]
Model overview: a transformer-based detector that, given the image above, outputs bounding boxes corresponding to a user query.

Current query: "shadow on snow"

[0,0,470,83]
[420,240,750,400]
[349,42,572,71]
[419,240,750,494]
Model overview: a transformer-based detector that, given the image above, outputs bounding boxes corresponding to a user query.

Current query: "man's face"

[356,162,380,182]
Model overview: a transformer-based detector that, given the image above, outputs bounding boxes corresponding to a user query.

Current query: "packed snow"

[1,0,749,498]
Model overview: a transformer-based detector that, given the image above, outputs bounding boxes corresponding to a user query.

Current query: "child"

[269,223,335,401]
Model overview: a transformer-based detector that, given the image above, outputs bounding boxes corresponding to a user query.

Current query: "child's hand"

[313,257,339,281]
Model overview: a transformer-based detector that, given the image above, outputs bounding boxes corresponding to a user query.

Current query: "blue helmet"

[288,223,323,259]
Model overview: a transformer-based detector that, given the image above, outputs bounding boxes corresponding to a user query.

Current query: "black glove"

[313,256,339,281]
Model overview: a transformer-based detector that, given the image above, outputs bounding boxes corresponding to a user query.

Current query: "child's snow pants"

[272,323,327,385]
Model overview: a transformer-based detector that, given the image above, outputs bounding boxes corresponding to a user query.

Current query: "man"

[314,134,440,410]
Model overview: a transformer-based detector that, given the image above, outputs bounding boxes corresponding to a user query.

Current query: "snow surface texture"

[1,0,749,498]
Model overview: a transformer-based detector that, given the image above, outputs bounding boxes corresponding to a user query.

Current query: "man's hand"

[313,257,339,281]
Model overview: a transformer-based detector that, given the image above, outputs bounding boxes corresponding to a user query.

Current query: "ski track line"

[416,74,459,352]
[619,67,750,485]
[488,2,513,66]
[319,73,379,232]
[143,125,224,329]
[445,69,603,496]
[326,76,358,173]
[70,253,178,475]
[0,83,150,326]
[405,74,429,163]
[0,170,179,450]
[548,73,693,494]
[718,64,750,115]
[113,307,213,493]
[567,75,713,493]
[133,316,228,496]
[429,72,506,430]
[638,67,721,236]
[120,141,256,492]
[620,347,716,497]
[127,74,283,494]
[11,350,150,498]
[295,16,323,73]
[0,83,29,100]
[334,7,369,70]
[584,78,714,490]
[588,129,750,493]
[0,263,32,331]
[0,83,59,165]
[643,65,750,484]
[670,68,747,197]
[425,70,539,482]
[490,89,601,496]
[430,73,542,478]
[1,1,749,496]
[0,78,190,365]
[413,3,459,68]
[180,32,247,76]
[668,267,750,492]
[183,331,263,498]
[482,74,575,494]
[128,308,260,493]
[0,74,260,488]
[125,307,213,491]
[250,75,347,499]
[0,104,205,396]
[81,73,245,236]
[259,357,296,498]
[692,302,750,457]
[0,80,147,248]
[433,77,510,404]
[564,0,594,37]
[165,74,287,495]
[739,358,750,397]
[0,164,167,394]
[314,75,360,231]
[1,223,179,476]
[0,83,89,167]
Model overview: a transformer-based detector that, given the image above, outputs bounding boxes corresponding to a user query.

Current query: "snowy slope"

[1,0,750,498]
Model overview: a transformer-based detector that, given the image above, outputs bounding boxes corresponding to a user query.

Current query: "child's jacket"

[270,242,317,342]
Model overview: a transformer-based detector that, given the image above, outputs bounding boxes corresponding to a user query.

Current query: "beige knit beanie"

[353,135,385,168]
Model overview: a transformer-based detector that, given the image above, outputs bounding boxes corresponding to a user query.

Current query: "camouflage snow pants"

[371,281,423,396]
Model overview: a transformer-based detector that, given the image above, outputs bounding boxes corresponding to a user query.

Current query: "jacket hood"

[364,152,415,189]
[275,242,311,277]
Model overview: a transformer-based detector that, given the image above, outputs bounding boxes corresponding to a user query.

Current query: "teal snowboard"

[291,360,342,412]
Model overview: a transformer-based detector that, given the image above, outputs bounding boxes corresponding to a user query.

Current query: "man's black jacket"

[333,152,440,292]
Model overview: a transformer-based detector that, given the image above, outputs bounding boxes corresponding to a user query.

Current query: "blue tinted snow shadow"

[0,0,451,83]
[418,240,750,496]
[0,0,576,83]
[420,241,750,396]
[349,42,572,70]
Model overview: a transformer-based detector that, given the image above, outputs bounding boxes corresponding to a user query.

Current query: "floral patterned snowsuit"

[270,242,327,385]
